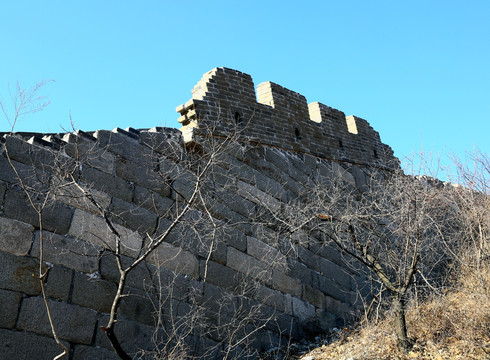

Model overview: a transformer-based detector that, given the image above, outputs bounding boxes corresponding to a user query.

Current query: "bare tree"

[268,163,461,352]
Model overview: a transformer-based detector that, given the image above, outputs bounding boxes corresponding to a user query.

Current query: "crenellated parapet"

[177,67,398,169]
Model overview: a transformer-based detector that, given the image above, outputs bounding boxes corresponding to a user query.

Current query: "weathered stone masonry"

[0,67,399,359]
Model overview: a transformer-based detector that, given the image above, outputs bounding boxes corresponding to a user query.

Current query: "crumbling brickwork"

[0,68,399,359]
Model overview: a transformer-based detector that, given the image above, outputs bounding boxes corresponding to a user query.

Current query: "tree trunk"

[392,297,411,352]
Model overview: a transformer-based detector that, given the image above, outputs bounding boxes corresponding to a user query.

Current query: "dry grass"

[299,261,490,360]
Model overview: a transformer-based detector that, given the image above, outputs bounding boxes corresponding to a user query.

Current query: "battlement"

[177,67,398,168]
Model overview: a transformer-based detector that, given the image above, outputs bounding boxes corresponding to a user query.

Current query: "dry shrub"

[299,258,490,360]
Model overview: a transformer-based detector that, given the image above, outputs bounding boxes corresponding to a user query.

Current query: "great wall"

[0,67,400,359]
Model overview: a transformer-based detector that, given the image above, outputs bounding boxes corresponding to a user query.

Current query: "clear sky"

[1,1,489,170]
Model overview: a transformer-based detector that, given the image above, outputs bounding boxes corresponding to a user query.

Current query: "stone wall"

[0,68,398,359]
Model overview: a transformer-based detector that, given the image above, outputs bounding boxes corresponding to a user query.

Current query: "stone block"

[315,309,337,331]
[3,135,59,172]
[118,286,155,326]
[0,289,22,328]
[318,257,352,290]
[155,218,227,265]
[303,284,325,309]
[31,231,102,273]
[324,294,354,319]
[96,315,155,355]
[46,265,73,301]
[308,240,344,267]
[332,162,355,185]
[287,258,313,286]
[72,344,120,360]
[254,284,291,315]
[271,270,302,298]
[94,129,152,163]
[109,197,158,235]
[351,165,367,190]
[220,227,247,252]
[138,128,183,157]
[247,236,288,272]
[115,156,165,194]
[227,246,272,285]
[63,131,117,174]
[133,185,173,215]
[99,253,154,290]
[146,241,199,279]
[68,209,143,257]
[3,187,74,235]
[292,296,315,322]
[311,271,351,303]
[0,216,34,256]
[0,154,53,191]
[52,179,111,214]
[200,260,243,292]
[0,328,69,359]
[295,245,320,272]
[0,251,42,295]
[80,165,133,202]
[71,272,117,313]
[0,180,6,207]
[17,297,98,344]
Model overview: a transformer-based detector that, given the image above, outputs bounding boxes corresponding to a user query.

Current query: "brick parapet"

[177,67,399,169]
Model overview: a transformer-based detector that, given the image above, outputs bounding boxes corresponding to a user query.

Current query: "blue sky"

[1,1,489,170]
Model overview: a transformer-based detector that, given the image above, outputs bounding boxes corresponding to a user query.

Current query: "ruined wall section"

[177,67,398,169]
[0,126,367,359]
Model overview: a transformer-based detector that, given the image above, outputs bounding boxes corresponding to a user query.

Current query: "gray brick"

[303,284,325,309]
[63,131,117,174]
[109,197,158,235]
[254,284,291,315]
[0,328,69,360]
[95,315,155,354]
[312,270,350,303]
[0,180,6,208]
[68,209,143,257]
[3,187,74,235]
[72,344,120,360]
[3,136,58,172]
[31,231,102,273]
[118,286,155,326]
[0,216,34,256]
[292,296,315,322]
[0,251,42,295]
[115,156,165,193]
[138,128,183,156]
[315,309,337,331]
[0,155,51,189]
[199,260,243,292]
[72,272,117,313]
[80,165,133,202]
[133,185,173,215]
[99,253,154,290]
[94,129,152,163]
[271,270,302,298]
[146,241,199,279]
[17,297,98,344]
[247,236,287,272]
[227,246,271,285]
[155,218,227,265]
[46,265,73,301]
[287,257,313,286]
[52,179,111,214]
[0,289,22,328]
[318,257,352,290]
